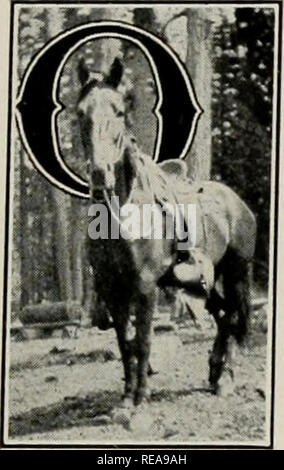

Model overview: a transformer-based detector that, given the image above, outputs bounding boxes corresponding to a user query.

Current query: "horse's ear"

[105,57,123,89]
[78,58,90,86]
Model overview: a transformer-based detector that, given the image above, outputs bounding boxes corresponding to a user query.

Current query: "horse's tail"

[233,259,253,345]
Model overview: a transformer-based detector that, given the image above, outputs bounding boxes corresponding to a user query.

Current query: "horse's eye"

[117,110,124,118]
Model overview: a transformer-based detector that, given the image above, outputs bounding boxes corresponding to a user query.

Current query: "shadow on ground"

[9,386,212,437]
[11,348,116,374]
[9,390,121,437]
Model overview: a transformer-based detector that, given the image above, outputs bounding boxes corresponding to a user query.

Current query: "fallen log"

[19,301,84,326]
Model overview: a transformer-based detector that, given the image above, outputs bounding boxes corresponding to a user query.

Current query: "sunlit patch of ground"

[7,311,268,445]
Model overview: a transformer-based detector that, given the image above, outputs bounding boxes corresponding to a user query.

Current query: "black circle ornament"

[16,21,202,198]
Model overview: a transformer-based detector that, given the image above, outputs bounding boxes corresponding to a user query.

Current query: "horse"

[77,57,256,405]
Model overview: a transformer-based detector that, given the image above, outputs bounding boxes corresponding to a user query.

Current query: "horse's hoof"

[208,382,219,395]
[209,371,234,397]
[134,391,150,407]
[111,407,131,430]
[217,371,235,397]
[120,396,134,409]
[134,394,143,407]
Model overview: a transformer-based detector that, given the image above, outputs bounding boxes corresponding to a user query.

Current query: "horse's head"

[77,57,135,201]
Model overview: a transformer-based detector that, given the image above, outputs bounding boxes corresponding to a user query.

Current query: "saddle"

[131,152,217,300]
[158,159,189,181]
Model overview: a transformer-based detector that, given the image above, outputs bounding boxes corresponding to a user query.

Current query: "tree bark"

[19,147,29,307]
[70,199,84,302]
[47,8,73,301]
[185,9,213,180]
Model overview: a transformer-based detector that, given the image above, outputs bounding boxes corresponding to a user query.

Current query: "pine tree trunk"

[50,189,73,300]
[47,8,73,301]
[186,9,213,180]
[70,199,84,303]
[19,147,29,307]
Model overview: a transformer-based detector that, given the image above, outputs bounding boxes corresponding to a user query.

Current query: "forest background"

[12,4,275,316]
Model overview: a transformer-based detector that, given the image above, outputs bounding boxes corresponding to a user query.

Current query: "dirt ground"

[7,310,268,445]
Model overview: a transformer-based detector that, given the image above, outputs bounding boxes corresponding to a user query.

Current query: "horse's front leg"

[134,285,156,406]
[113,311,136,403]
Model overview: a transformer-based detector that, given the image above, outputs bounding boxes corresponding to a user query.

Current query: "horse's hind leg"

[207,289,232,393]
[208,256,251,394]
[208,313,234,394]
